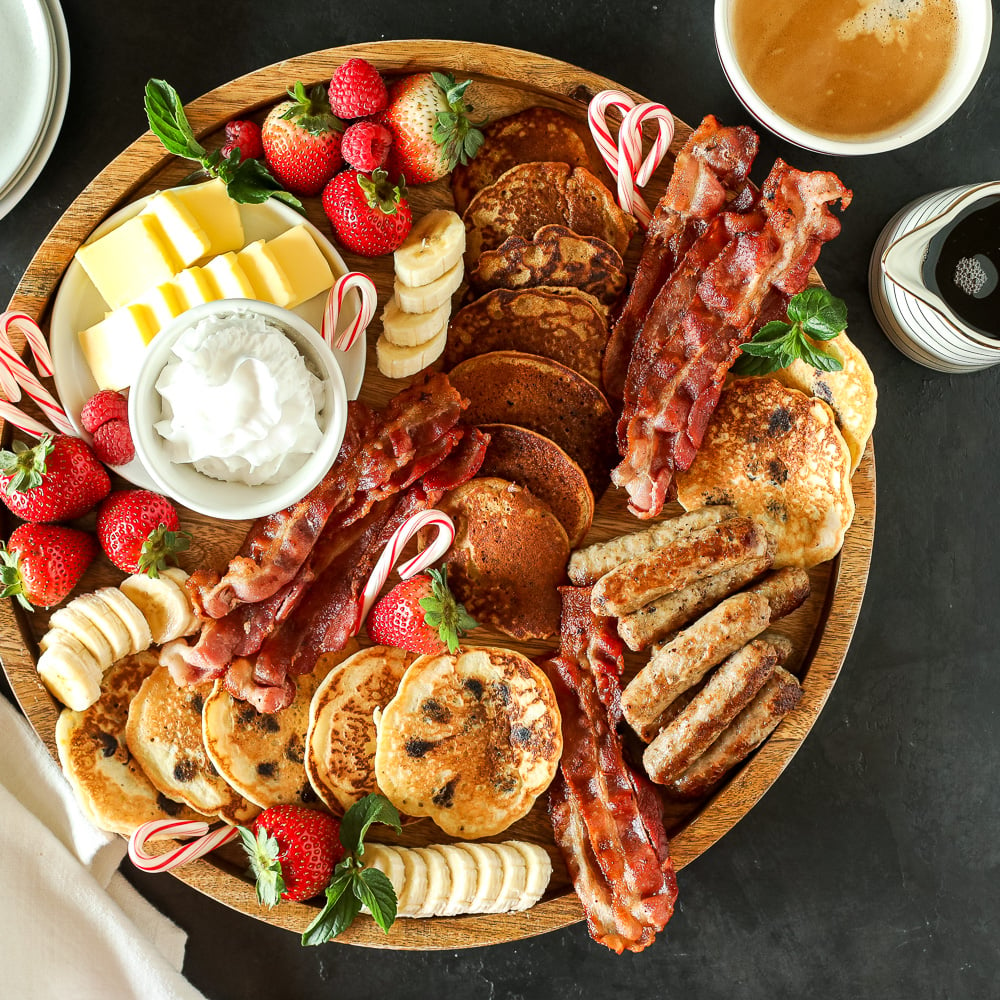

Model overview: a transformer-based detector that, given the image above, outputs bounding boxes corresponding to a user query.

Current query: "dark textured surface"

[2,2,999,997]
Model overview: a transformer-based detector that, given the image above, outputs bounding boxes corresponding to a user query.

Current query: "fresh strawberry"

[240,804,343,906]
[367,566,476,655]
[0,435,110,523]
[261,82,345,197]
[329,58,387,118]
[221,119,264,161]
[95,489,189,576]
[0,523,97,610]
[340,120,392,172]
[92,419,134,467]
[375,71,484,185]
[322,168,412,257]
[80,390,128,433]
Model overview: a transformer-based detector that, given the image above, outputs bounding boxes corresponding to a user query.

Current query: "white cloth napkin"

[0,694,209,1000]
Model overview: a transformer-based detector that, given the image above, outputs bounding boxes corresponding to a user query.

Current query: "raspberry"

[221,119,264,160]
[92,419,135,466]
[340,121,392,172]
[329,58,387,118]
[80,390,128,433]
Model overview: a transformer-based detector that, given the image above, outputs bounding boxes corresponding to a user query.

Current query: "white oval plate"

[50,192,365,491]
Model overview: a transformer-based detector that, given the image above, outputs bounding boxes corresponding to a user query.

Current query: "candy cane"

[322,272,377,353]
[587,89,636,187]
[354,508,456,632]
[0,400,50,438]
[128,819,239,874]
[0,311,75,436]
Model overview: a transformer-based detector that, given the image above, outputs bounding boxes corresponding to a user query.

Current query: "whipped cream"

[154,310,325,486]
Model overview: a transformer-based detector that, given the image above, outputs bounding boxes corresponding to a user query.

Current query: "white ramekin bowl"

[130,299,348,520]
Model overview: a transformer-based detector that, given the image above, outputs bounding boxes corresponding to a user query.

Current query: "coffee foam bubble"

[836,0,929,47]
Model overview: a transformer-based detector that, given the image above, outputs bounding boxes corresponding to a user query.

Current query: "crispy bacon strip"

[613,159,852,518]
[547,586,678,953]
[602,115,760,402]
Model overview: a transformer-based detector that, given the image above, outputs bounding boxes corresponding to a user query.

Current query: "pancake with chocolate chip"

[125,664,258,825]
[56,651,209,836]
[306,645,416,815]
[202,641,357,810]
[675,378,854,569]
[374,646,562,838]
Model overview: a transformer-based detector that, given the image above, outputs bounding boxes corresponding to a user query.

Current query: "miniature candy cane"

[0,400,50,438]
[322,272,377,353]
[587,89,637,188]
[354,508,456,632]
[0,311,75,436]
[128,819,239,874]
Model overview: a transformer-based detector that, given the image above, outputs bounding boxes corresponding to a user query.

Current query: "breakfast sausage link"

[745,567,811,622]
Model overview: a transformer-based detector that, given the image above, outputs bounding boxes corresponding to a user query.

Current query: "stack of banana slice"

[360,840,551,918]
[36,567,199,711]
[376,209,465,379]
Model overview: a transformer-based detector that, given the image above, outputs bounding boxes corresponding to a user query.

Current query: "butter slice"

[130,282,185,329]
[237,240,294,307]
[78,304,159,391]
[140,192,212,267]
[203,252,256,300]
[170,178,244,256]
[265,225,335,308]
[171,266,219,310]
[76,215,182,310]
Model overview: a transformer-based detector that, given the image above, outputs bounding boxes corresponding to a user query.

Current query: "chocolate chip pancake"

[374,646,562,838]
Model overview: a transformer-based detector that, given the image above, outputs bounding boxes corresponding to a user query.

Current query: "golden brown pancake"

[675,378,855,569]
[374,646,562,838]
[463,162,635,265]
[306,645,416,815]
[450,107,595,214]
[476,423,594,548]
[56,651,208,836]
[125,665,258,825]
[468,225,627,308]
[447,350,618,497]
[433,477,569,640]
[444,286,609,388]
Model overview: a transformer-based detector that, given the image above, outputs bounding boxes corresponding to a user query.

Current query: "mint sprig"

[733,287,847,376]
[301,794,402,946]
[144,78,302,211]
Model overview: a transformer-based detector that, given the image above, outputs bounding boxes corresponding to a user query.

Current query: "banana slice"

[395,845,428,918]
[47,605,114,670]
[70,591,133,663]
[36,634,102,710]
[380,297,452,348]
[95,586,152,654]
[361,843,406,900]
[119,573,191,644]
[412,846,451,918]
[375,320,447,380]
[455,842,504,913]
[508,841,552,910]
[394,259,463,314]
[429,843,478,917]
[393,209,465,287]
[159,567,200,635]
[488,842,529,914]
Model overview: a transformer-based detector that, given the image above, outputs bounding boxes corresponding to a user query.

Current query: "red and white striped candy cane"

[0,311,75,436]
[354,508,456,632]
[322,272,377,353]
[587,89,637,190]
[128,819,239,873]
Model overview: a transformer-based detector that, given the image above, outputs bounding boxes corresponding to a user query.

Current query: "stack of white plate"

[0,0,70,222]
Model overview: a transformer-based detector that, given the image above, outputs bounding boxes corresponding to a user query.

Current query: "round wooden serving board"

[0,41,875,950]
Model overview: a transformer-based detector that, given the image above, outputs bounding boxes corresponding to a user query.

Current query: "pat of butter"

[169,178,244,257]
[140,192,212,267]
[237,240,294,307]
[78,304,159,391]
[130,282,185,329]
[171,266,219,310]
[203,252,256,300]
[265,225,335,308]
[76,215,182,310]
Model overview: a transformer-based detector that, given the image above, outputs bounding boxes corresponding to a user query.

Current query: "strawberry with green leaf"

[0,523,97,610]
[322,168,412,257]
[95,489,189,577]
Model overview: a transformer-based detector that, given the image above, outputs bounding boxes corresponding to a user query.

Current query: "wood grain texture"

[0,40,875,950]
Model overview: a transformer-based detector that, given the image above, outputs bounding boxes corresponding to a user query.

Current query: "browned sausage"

[745,567,811,622]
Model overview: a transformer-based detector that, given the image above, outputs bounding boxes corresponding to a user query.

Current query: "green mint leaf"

[787,287,848,340]
[269,190,306,212]
[339,793,402,856]
[739,339,789,357]
[144,79,206,161]
[354,867,398,934]
[224,158,304,211]
[301,872,357,947]
[750,320,794,345]
[799,338,845,373]
[732,351,782,376]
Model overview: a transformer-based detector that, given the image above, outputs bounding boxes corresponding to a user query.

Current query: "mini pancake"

[468,225,627,308]
[476,423,594,548]
[450,107,596,214]
[56,651,208,836]
[202,641,357,810]
[463,162,635,265]
[771,327,877,474]
[306,645,417,815]
[675,378,855,569]
[125,664,258,825]
[444,286,609,389]
[447,350,618,497]
[374,646,562,838]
